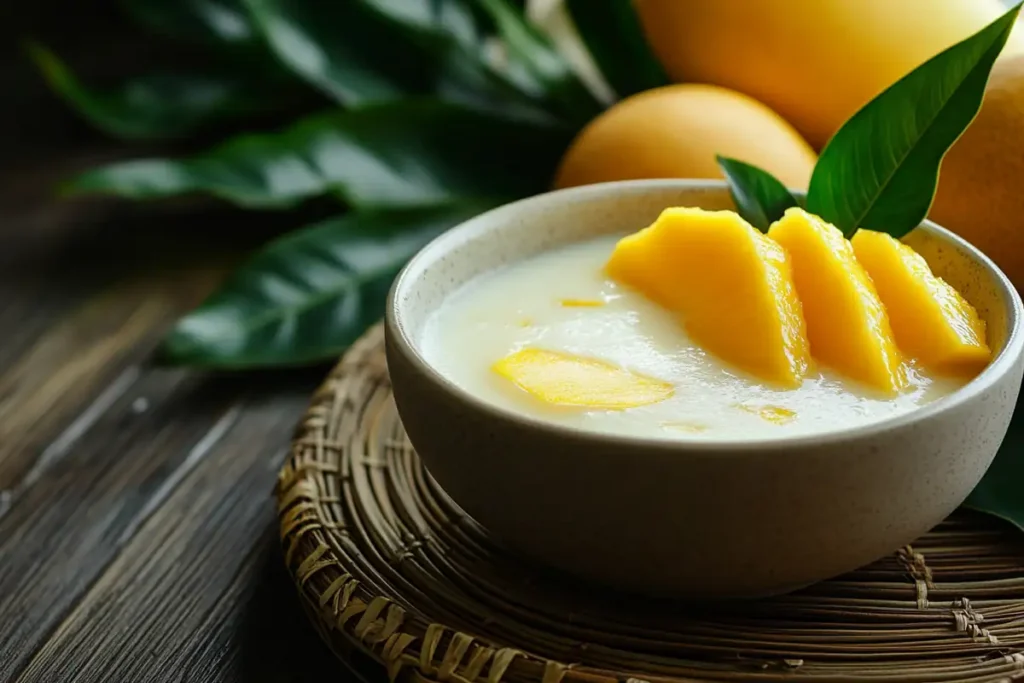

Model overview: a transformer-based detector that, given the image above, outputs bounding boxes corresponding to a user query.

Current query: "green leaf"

[474,0,603,125]
[716,156,799,232]
[963,399,1024,530]
[238,0,557,123]
[359,0,480,48]
[564,0,668,98]
[352,0,561,124]
[28,43,292,141]
[119,0,260,47]
[65,100,572,209]
[806,1,1022,238]
[160,203,492,367]
[241,0,430,104]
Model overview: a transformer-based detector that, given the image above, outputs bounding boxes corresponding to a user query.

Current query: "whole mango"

[930,55,1024,292]
[554,84,816,190]
[633,0,1024,149]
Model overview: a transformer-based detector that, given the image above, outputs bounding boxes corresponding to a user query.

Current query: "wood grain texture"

[11,385,344,683]
[0,369,234,679]
[0,21,357,680]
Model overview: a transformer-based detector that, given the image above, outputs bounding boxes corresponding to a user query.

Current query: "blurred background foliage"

[19,0,669,369]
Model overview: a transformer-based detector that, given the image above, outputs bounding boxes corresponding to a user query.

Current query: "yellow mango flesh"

[492,348,674,409]
[851,229,991,376]
[606,207,811,388]
[767,209,907,394]
[560,298,604,308]
[736,404,798,425]
[634,0,1024,149]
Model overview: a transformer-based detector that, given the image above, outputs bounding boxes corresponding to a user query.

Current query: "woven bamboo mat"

[278,324,1024,683]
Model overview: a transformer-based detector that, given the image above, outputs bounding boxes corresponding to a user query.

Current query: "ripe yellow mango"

[634,0,1024,149]
[767,209,907,394]
[492,348,673,409]
[931,55,1024,292]
[606,207,811,387]
[851,230,991,376]
[553,84,817,191]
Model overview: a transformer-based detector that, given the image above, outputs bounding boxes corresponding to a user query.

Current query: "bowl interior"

[394,180,1017,367]
[397,182,731,338]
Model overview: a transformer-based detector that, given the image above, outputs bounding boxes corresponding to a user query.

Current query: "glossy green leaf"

[119,0,260,48]
[474,0,603,125]
[359,0,480,48]
[353,0,560,123]
[29,43,292,141]
[564,0,667,98]
[716,156,799,232]
[241,0,431,104]
[160,203,492,367]
[65,100,572,209]
[963,399,1024,530]
[238,0,556,122]
[806,2,1022,238]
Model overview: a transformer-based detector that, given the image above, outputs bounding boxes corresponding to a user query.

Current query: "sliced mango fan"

[495,207,989,410]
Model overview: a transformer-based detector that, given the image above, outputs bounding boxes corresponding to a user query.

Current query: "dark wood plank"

[0,205,354,682]
[0,265,224,498]
[0,368,242,680]
[0,10,362,680]
[0,150,299,506]
[10,376,346,683]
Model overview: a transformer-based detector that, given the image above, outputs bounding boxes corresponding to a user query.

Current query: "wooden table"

[0,6,360,681]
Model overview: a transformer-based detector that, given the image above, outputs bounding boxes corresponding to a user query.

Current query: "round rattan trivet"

[278,324,1024,683]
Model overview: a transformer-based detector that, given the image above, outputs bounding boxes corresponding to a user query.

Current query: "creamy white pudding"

[419,236,968,440]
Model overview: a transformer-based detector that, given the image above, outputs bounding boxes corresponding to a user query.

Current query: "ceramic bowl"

[385,179,1024,599]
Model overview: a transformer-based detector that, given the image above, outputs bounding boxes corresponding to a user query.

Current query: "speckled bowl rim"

[386,179,1024,453]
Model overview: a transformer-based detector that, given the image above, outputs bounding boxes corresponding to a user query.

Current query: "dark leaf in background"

[241,0,458,104]
[65,100,573,209]
[564,0,668,99]
[716,155,799,232]
[119,0,261,48]
[360,0,480,48]
[353,0,561,124]
[963,397,1024,530]
[160,202,494,367]
[29,43,297,141]
[239,0,560,123]
[475,0,603,126]
[806,2,1022,238]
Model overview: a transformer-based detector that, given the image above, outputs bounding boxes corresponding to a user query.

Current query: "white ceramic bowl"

[385,180,1024,599]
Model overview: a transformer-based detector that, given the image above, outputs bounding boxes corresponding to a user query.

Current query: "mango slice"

[736,403,798,425]
[661,421,709,434]
[492,348,674,409]
[851,229,991,375]
[767,208,907,394]
[560,298,605,308]
[606,207,811,387]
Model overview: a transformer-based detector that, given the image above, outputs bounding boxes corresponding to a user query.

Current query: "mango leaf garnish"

[716,155,799,232]
[806,1,1022,238]
[159,203,494,368]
